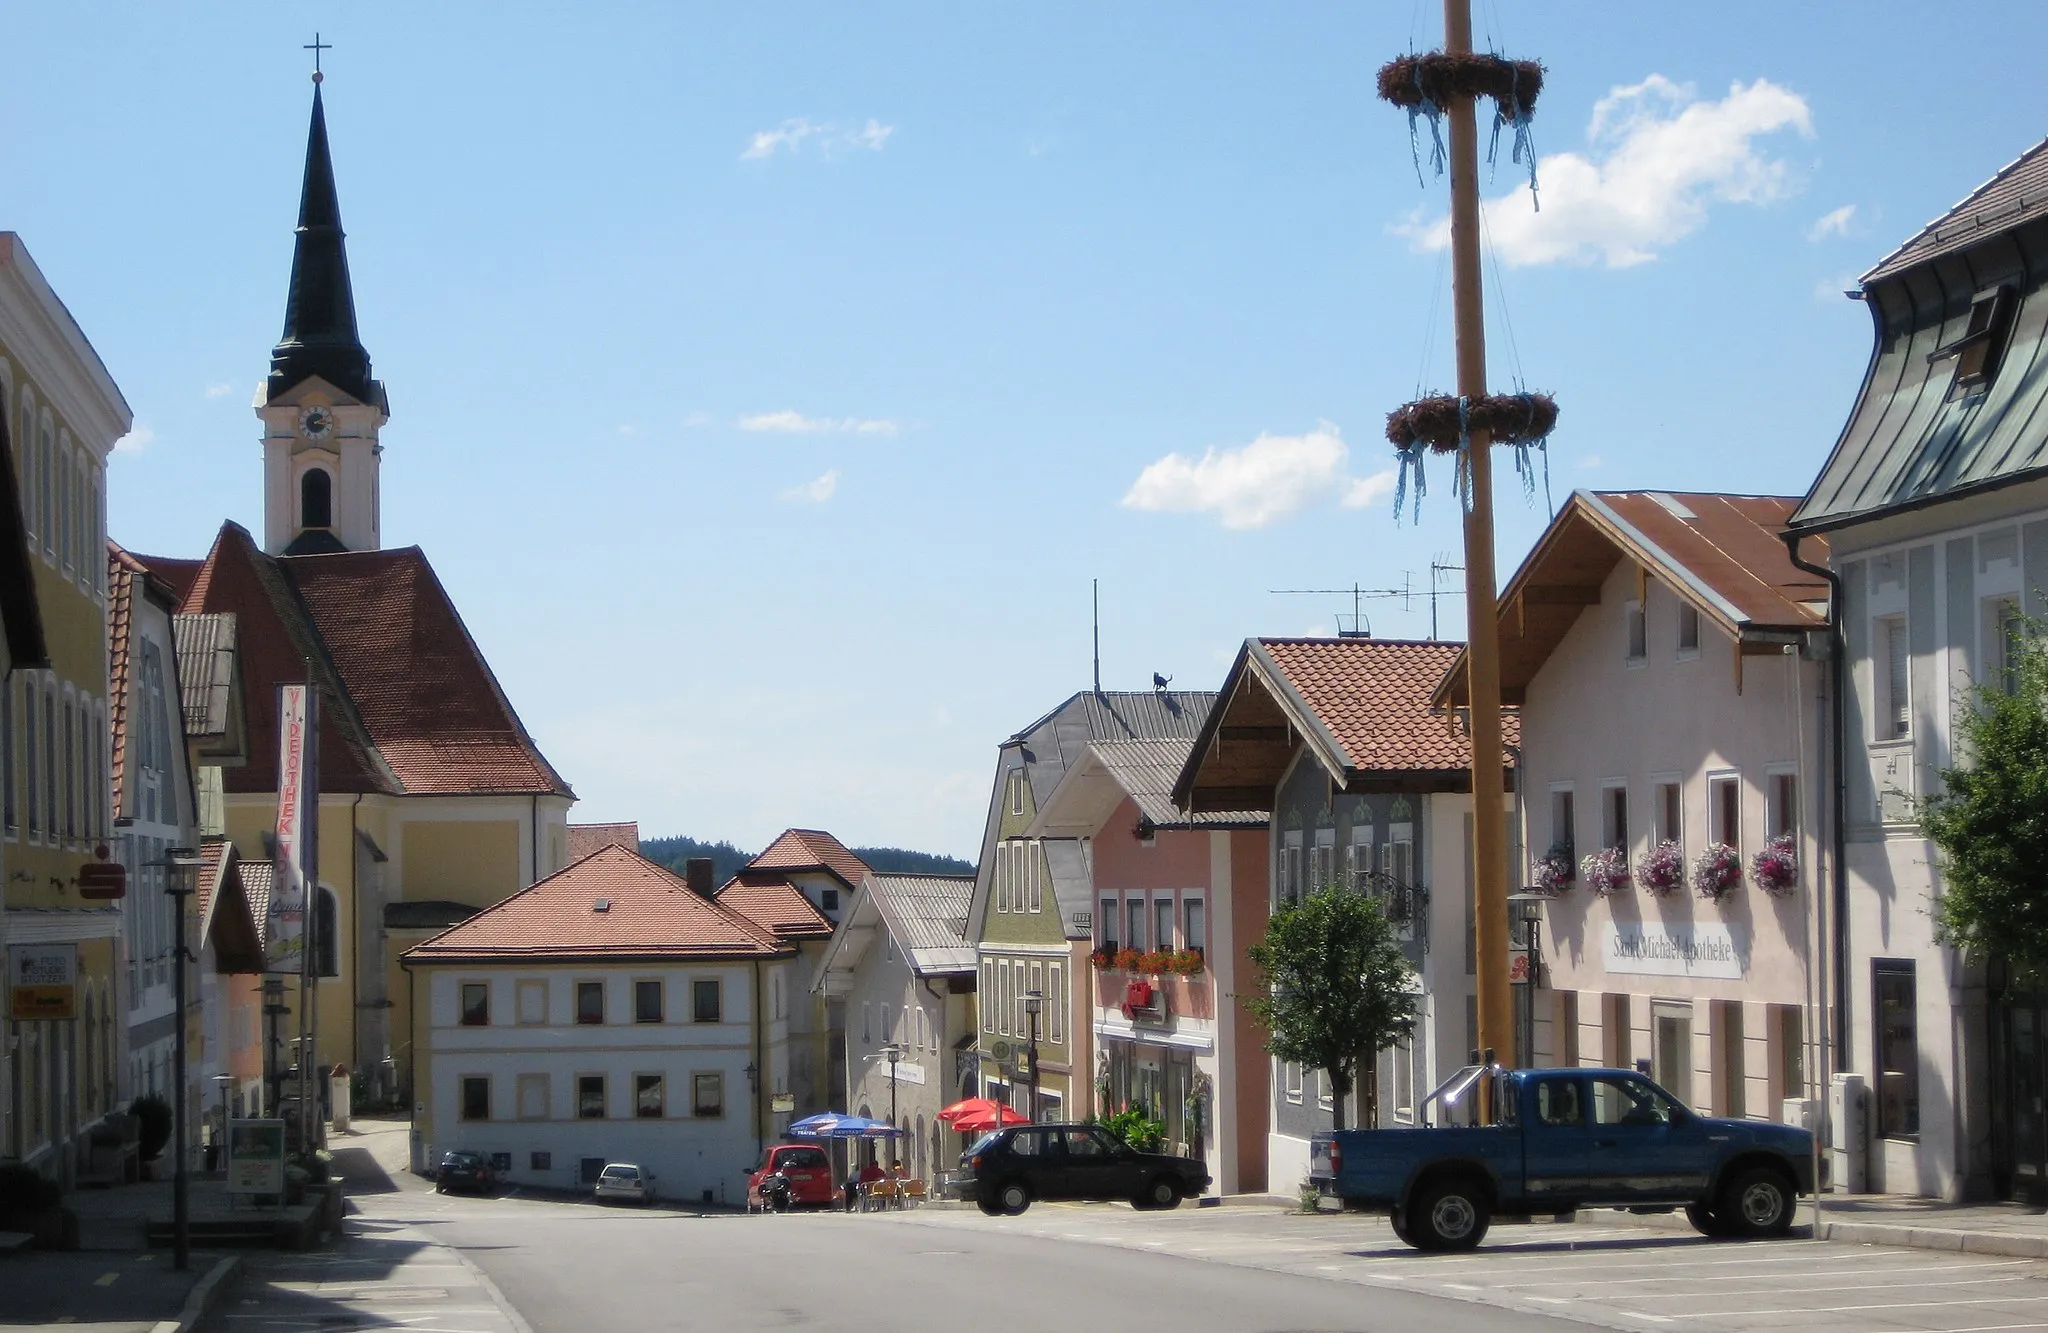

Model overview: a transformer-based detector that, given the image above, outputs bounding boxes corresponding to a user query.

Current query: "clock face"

[298,406,335,441]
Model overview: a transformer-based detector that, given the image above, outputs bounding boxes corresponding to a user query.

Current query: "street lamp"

[1507,891,1547,1071]
[165,846,204,1273]
[1022,991,1044,1124]
[878,1043,904,1165]
[211,1074,234,1174]
[261,977,288,1117]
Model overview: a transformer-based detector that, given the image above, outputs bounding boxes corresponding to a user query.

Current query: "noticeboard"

[8,943,77,1021]
[227,1119,288,1195]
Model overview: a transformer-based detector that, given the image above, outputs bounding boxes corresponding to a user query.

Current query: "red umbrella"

[937,1097,1028,1132]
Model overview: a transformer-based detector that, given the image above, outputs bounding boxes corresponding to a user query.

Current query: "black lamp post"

[165,846,203,1272]
[261,977,287,1117]
[1022,991,1043,1124]
[1507,891,1547,1071]
[879,1043,904,1165]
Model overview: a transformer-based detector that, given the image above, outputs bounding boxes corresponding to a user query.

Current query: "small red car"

[748,1143,835,1209]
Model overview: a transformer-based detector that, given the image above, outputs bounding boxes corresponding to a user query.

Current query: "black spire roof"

[268,84,374,403]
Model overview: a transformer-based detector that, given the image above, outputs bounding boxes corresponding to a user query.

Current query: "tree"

[1244,884,1418,1130]
[1921,617,2048,983]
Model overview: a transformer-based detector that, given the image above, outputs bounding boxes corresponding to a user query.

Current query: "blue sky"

[9,3,2048,858]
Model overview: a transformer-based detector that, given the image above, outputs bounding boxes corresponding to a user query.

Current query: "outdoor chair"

[863,1179,897,1212]
[900,1177,928,1207]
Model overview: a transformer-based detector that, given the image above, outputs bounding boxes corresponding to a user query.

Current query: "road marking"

[1506,1258,2038,1288]
[93,1272,118,1287]
[1688,1294,2048,1318]
[1629,1275,2033,1301]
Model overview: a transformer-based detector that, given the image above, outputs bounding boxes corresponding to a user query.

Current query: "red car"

[748,1143,835,1209]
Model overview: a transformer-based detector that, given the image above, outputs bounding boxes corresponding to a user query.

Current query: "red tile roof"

[567,822,640,861]
[1258,638,1518,773]
[403,845,786,963]
[132,523,569,798]
[715,871,835,939]
[106,545,139,819]
[747,828,870,889]
[196,838,265,974]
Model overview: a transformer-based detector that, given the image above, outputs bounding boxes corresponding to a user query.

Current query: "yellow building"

[1,233,131,1181]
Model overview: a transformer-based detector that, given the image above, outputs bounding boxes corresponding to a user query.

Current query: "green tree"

[1244,884,1417,1129]
[1921,617,2048,982]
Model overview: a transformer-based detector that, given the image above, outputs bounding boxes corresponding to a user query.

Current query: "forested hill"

[640,835,973,884]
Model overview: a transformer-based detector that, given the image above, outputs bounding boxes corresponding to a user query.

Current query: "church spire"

[268,76,374,404]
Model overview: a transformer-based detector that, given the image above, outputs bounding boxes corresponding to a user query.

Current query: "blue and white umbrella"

[787,1112,903,1139]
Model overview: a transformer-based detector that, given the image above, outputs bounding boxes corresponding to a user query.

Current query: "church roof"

[131,522,572,799]
[268,84,375,404]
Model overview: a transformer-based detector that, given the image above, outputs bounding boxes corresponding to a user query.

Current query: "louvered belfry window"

[1885,618,1911,739]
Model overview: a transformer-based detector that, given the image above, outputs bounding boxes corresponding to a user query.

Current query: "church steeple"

[268,82,374,403]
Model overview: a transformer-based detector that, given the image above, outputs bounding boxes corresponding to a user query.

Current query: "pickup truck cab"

[1310,1065,1815,1251]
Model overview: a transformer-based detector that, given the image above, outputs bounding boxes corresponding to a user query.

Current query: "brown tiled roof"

[238,860,273,947]
[715,870,835,939]
[403,845,786,963]
[1260,638,1517,772]
[1865,136,2048,283]
[107,545,139,819]
[567,822,640,860]
[196,838,265,974]
[747,828,870,890]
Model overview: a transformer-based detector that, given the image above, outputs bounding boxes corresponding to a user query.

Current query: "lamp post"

[1022,991,1043,1124]
[211,1074,234,1174]
[261,977,287,1117]
[878,1043,904,1165]
[1507,892,1547,1071]
[165,847,204,1273]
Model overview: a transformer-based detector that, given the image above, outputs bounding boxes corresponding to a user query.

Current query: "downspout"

[348,793,362,1076]
[1782,531,1849,1068]
[530,795,539,884]
[753,959,766,1163]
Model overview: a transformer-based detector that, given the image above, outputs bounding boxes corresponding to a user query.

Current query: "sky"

[9,3,2048,860]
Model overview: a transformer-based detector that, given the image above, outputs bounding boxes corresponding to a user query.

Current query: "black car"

[958,1123,1210,1216]
[435,1149,496,1195]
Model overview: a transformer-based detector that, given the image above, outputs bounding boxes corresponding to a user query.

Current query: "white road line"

[1687,1294,2048,1318]
[1503,1259,2038,1289]
[1625,1275,2033,1301]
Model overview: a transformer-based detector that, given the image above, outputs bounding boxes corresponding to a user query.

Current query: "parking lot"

[891,1202,2048,1333]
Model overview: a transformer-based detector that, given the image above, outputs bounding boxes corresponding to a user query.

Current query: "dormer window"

[1931,284,2019,400]
[301,467,333,529]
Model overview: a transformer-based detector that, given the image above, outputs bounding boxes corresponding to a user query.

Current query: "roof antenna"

[1092,578,1102,696]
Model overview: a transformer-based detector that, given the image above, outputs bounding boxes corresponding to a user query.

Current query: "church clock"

[298,404,335,441]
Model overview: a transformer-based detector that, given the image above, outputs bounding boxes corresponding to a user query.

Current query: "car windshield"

[965,1132,1002,1157]
[601,1166,638,1179]
[443,1152,482,1166]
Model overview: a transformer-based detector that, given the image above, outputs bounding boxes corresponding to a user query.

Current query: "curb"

[151,1254,240,1333]
[449,1243,535,1333]
[1817,1218,2048,1259]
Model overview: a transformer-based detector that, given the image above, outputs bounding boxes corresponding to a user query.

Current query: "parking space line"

[1688,1294,2048,1318]
[1504,1258,2038,1288]
[1628,1275,2032,1301]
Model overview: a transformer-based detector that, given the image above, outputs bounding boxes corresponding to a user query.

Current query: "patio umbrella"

[936,1097,1028,1132]
[787,1112,903,1139]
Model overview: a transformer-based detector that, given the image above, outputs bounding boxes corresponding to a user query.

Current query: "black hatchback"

[958,1123,1210,1216]
[435,1149,495,1195]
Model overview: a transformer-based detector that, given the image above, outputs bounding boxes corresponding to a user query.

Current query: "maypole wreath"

[1376,52,1545,202]
[1385,391,1558,520]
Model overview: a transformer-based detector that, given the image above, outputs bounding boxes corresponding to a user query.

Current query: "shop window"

[1875,961,1919,1139]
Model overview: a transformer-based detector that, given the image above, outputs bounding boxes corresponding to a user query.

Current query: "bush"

[0,1163,58,1211]
[129,1094,173,1162]
[1095,1106,1166,1153]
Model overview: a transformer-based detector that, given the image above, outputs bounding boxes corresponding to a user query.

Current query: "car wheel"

[1719,1167,1795,1238]
[976,1197,1004,1217]
[1409,1177,1491,1252]
[997,1180,1031,1216]
[1685,1201,1736,1238]
[1133,1176,1181,1211]
[1390,1207,1415,1247]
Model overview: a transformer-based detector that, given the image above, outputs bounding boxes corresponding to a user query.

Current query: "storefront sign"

[1604,923,1744,980]
[8,943,76,1020]
[1508,949,1533,985]
[770,1092,796,1114]
[227,1119,287,1194]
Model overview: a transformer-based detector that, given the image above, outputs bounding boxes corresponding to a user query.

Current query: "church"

[134,74,577,1102]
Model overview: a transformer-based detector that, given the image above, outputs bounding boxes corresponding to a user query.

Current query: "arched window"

[315,887,340,977]
[301,467,333,529]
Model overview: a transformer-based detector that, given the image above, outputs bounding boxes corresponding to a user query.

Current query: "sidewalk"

[0,1245,238,1333]
[1812,1193,2048,1257]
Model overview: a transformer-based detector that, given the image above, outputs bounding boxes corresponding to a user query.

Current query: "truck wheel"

[997,1180,1032,1216]
[1133,1177,1181,1211]
[1410,1178,1491,1251]
[1719,1167,1794,1238]
[1390,1208,1415,1247]
[1685,1202,1736,1237]
[976,1197,1004,1217]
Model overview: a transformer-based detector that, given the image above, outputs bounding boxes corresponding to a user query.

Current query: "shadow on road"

[1342,1228,1811,1261]
[328,1146,399,1194]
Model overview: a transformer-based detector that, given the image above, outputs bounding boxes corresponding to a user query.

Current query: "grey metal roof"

[867,872,977,975]
[1864,136,2048,284]
[170,612,237,737]
[1041,839,1093,932]
[1090,738,1266,829]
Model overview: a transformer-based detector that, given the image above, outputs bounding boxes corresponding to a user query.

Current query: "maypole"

[1377,1,1557,1073]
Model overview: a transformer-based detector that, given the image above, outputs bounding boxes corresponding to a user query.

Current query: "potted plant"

[1579,845,1633,896]
[1692,843,1743,903]
[1638,839,1686,896]
[1750,834,1798,897]
[1089,947,1116,971]
[1532,843,1575,896]
[1112,948,1142,973]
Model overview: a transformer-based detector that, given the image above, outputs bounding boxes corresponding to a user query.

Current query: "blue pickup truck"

[1309,1065,1815,1251]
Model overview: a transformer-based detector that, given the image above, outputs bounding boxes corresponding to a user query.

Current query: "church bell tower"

[259,69,388,556]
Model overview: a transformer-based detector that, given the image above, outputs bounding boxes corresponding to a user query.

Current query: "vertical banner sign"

[267,684,311,971]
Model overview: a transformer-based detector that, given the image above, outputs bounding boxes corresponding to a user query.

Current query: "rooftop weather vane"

[305,32,331,83]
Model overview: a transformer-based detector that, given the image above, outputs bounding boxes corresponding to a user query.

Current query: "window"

[1652,780,1681,848]
[980,962,994,1031]
[1028,844,1042,913]
[995,961,1010,1036]
[461,1076,490,1121]
[635,980,663,1023]
[1534,1078,1585,1126]
[1310,831,1335,890]
[578,1074,606,1119]
[635,1074,665,1118]
[2,680,13,836]
[1677,603,1700,655]
[1548,786,1575,858]
[460,982,489,1026]
[1184,897,1206,956]
[993,842,1007,913]
[515,979,546,1025]
[301,467,333,529]
[1349,824,1375,890]
[315,888,339,976]
[882,1003,895,1042]
[1386,824,1414,887]
[915,1004,928,1051]
[693,1072,725,1118]
[862,1001,873,1043]
[516,1073,548,1120]
[61,697,73,841]
[1601,783,1628,853]
[1879,615,1911,739]
[1625,599,1647,662]
[1591,1075,1673,1126]
[821,887,839,912]
[1284,1060,1303,1103]
[1939,283,2019,398]
[1048,963,1063,1044]
[1125,897,1147,953]
[1986,596,2026,695]
[1875,961,1919,1139]
[1766,771,1797,841]
[1098,895,1118,952]
[531,1151,551,1171]
[1153,896,1175,953]
[692,978,722,1023]
[1708,773,1740,848]
[576,981,605,1025]
[1280,831,1302,904]
[1008,772,1024,815]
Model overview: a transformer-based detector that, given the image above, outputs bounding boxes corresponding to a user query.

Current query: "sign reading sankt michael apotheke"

[1603,923,1744,980]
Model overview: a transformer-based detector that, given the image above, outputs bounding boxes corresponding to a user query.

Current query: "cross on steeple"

[305,32,331,82]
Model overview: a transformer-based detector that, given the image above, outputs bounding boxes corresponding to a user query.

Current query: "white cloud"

[1122,423,1394,530]
[739,410,899,437]
[114,424,154,454]
[1398,75,1813,268]
[781,468,840,503]
[1577,453,1604,470]
[1807,203,1857,241]
[680,410,712,429]
[203,382,233,399]
[742,117,896,161]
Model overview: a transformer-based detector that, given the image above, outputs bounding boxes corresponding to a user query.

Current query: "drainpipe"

[753,959,766,1162]
[1781,532,1849,1069]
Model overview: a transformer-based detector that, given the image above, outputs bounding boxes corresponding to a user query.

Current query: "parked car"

[593,1162,657,1206]
[747,1143,836,1210]
[957,1123,1210,1216]
[1309,1065,1816,1251]
[434,1149,495,1195]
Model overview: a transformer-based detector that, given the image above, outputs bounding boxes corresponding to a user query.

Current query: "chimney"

[685,858,716,898]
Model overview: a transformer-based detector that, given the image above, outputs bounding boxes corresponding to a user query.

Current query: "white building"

[402,845,794,1206]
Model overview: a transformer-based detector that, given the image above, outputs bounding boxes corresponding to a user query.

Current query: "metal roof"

[1090,739,1265,828]
[1863,136,2048,284]
[171,612,238,737]
[867,872,977,975]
